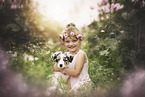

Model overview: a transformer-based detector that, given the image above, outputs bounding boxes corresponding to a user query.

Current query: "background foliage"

[81,0,145,89]
[0,0,145,96]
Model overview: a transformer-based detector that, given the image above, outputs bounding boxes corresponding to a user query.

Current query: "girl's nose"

[69,42,73,46]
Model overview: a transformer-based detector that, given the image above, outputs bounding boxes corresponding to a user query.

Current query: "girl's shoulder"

[77,50,88,63]
[78,49,87,57]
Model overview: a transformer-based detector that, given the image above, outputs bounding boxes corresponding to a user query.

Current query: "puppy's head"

[51,52,73,69]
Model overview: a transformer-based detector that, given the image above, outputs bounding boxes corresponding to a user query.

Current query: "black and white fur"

[51,51,73,69]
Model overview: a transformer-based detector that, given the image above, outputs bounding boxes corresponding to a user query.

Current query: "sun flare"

[33,0,102,28]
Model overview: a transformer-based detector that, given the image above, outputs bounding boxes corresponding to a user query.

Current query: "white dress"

[69,49,93,92]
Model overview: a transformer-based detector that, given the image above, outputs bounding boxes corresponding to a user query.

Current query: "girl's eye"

[73,40,77,42]
[65,41,70,43]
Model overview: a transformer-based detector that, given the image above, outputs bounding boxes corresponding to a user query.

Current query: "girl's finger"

[51,67,55,71]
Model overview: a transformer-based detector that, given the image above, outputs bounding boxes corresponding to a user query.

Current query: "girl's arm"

[61,52,86,77]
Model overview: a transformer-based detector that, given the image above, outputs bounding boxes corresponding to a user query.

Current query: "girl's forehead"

[65,36,77,40]
[67,29,79,34]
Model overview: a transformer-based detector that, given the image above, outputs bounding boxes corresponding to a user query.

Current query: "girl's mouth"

[68,46,75,49]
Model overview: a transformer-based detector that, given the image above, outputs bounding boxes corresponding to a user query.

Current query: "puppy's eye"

[56,58,60,61]
[57,56,60,59]
[64,60,68,64]
[63,59,67,61]
[63,57,68,61]
[55,58,60,63]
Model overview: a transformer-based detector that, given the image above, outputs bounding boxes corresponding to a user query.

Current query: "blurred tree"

[85,0,145,70]
[0,0,62,53]
[117,0,145,69]
[80,0,145,89]
[0,0,62,86]
[0,0,43,52]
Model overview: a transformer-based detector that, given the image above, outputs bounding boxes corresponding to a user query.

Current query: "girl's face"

[64,36,81,55]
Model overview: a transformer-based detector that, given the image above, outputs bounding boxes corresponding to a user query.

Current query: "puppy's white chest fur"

[54,71,69,82]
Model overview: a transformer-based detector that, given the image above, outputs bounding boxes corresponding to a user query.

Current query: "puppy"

[46,52,73,95]
[51,51,73,81]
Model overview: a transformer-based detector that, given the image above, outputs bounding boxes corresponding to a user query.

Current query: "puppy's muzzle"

[58,59,66,68]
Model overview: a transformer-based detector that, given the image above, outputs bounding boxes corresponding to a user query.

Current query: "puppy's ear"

[64,52,73,63]
[68,55,73,63]
[51,52,61,62]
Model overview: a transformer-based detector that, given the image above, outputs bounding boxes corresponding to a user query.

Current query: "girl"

[53,23,93,93]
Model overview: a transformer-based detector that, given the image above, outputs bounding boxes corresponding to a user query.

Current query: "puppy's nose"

[59,64,63,68]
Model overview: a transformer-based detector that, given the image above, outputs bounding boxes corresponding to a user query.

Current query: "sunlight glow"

[33,0,102,28]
